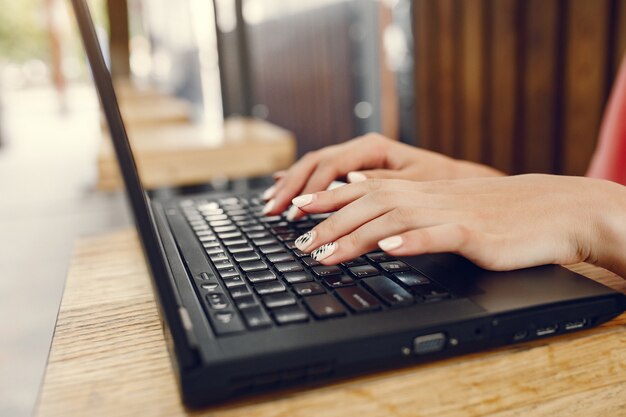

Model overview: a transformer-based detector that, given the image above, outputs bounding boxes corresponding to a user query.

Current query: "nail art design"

[311,242,337,261]
[295,230,316,250]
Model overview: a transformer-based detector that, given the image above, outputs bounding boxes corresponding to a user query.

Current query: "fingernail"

[292,193,314,208]
[347,171,367,183]
[295,230,316,250]
[262,199,275,215]
[286,205,300,221]
[311,242,337,261]
[262,185,276,201]
[378,236,403,251]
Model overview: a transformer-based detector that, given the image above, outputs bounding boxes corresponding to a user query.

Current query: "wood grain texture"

[37,229,626,417]
[521,0,559,174]
[562,0,611,176]
[488,0,518,174]
[435,0,458,157]
[97,117,296,191]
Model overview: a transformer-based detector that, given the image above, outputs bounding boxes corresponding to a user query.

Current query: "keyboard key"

[362,276,413,307]
[231,214,251,222]
[292,249,308,257]
[273,305,309,324]
[211,310,245,335]
[366,252,394,263]
[206,246,224,255]
[394,271,431,288]
[241,225,265,232]
[236,220,258,227]
[218,268,239,278]
[209,220,232,227]
[213,225,237,233]
[335,287,381,312]
[253,237,279,246]
[380,261,412,273]
[247,231,270,239]
[275,262,304,273]
[201,240,221,249]
[199,272,219,282]
[342,257,368,267]
[235,294,257,309]
[201,282,220,293]
[413,284,450,300]
[228,244,254,253]
[304,294,346,319]
[260,215,283,223]
[241,306,272,328]
[277,233,299,242]
[254,281,287,295]
[283,271,314,284]
[205,214,228,221]
[229,285,251,298]
[207,293,229,309]
[301,257,320,267]
[223,275,246,288]
[266,252,295,263]
[322,275,355,288]
[222,237,248,246]
[218,231,242,239]
[240,260,268,272]
[311,265,342,277]
[212,260,234,270]
[293,282,325,296]
[263,292,297,309]
[260,244,285,254]
[246,270,277,283]
[348,265,380,278]
[233,251,260,262]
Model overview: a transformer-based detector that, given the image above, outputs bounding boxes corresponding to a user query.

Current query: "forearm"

[590,180,626,278]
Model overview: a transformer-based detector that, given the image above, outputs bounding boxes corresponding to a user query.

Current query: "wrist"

[589,180,626,278]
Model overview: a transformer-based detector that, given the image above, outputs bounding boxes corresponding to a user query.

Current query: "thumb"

[347,169,406,183]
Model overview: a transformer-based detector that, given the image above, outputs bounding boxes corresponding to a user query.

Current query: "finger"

[270,136,389,215]
[347,169,407,183]
[309,208,452,265]
[294,192,395,252]
[272,170,287,180]
[377,224,504,269]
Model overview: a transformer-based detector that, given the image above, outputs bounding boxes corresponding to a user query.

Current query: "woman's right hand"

[263,133,504,218]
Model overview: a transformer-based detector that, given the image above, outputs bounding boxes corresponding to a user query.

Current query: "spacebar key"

[362,276,413,307]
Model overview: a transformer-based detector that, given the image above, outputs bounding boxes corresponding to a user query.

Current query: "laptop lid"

[71,0,197,367]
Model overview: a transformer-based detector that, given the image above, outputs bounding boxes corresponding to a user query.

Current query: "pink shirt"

[587,56,626,185]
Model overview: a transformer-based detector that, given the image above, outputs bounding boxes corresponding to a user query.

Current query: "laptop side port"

[512,330,528,341]
[536,324,558,337]
[413,333,446,355]
[564,318,587,331]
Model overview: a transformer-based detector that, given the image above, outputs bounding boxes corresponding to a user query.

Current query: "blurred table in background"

[97,82,296,191]
[36,229,626,416]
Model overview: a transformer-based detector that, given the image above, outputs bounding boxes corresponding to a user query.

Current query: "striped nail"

[311,242,337,261]
[295,230,316,250]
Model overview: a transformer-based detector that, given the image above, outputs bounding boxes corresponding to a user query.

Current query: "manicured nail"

[378,236,403,251]
[295,230,316,250]
[262,185,276,201]
[286,205,300,221]
[292,194,314,208]
[262,199,275,215]
[311,242,337,261]
[347,171,367,183]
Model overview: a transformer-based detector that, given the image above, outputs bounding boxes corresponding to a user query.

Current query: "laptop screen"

[71,0,196,365]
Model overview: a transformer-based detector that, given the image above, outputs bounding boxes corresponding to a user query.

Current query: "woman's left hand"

[291,174,626,277]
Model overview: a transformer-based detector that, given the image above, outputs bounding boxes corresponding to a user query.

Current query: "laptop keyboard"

[180,195,453,335]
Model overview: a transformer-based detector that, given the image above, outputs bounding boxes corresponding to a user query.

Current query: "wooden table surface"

[36,229,626,417]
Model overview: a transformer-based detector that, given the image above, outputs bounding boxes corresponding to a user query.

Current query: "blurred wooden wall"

[414,0,626,175]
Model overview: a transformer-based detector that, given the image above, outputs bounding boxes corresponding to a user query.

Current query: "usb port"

[564,319,587,331]
[536,324,558,336]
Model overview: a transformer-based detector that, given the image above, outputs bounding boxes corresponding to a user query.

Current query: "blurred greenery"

[0,0,50,63]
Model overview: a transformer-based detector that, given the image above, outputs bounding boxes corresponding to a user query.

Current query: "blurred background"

[0,0,625,415]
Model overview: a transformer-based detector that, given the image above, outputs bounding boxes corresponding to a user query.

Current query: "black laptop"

[72,0,626,408]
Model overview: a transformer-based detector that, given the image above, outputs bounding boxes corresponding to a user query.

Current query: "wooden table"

[36,229,626,417]
[98,117,296,191]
